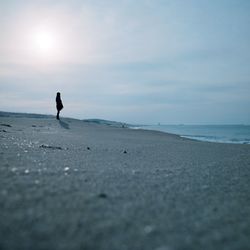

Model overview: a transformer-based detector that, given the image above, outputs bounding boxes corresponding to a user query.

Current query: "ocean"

[132,125,250,144]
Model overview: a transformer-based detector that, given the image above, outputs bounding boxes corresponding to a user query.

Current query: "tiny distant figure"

[56,92,63,120]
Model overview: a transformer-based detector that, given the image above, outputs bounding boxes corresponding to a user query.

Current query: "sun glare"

[34,30,55,53]
[29,27,66,63]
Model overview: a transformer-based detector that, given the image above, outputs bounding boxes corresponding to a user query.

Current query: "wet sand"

[0,113,250,250]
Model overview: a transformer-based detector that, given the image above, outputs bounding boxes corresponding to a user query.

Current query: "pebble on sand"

[98,193,108,198]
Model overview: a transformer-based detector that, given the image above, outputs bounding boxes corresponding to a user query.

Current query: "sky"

[0,0,250,124]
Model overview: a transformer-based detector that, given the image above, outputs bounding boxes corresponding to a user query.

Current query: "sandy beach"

[0,112,250,250]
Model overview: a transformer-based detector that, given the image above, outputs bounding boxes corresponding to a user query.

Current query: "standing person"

[56,92,63,120]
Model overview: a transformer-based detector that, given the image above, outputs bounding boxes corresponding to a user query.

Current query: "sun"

[33,30,56,53]
[35,31,55,51]
[28,26,69,63]
[29,27,67,63]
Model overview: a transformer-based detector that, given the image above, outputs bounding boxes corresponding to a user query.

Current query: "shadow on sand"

[59,120,70,129]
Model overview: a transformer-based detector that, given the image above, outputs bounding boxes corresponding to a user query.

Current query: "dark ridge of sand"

[0,114,250,250]
[0,111,54,119]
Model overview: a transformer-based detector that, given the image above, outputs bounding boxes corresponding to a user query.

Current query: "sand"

[0,113,250,250]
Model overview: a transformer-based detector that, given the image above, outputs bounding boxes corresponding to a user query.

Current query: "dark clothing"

[56,96,63,111]
[56,94,63,120]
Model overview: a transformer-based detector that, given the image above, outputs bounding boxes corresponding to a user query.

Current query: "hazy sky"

[0,0,250,124]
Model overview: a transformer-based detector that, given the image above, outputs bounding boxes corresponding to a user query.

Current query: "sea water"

[133,125,250,144]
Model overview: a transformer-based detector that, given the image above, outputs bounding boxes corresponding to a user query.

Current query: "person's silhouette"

[56,92,63,120]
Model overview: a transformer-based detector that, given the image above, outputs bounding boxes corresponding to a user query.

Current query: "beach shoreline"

[131,124,250,145]
[0,113,250,250]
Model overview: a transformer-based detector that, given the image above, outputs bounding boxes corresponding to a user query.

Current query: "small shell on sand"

[144,225,155,234]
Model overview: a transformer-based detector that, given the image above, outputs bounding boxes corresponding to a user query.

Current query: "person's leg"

[56,110,60,120]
